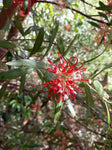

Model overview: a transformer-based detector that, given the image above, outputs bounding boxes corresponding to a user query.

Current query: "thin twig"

[80,0,96,8]
[35,0,108,25]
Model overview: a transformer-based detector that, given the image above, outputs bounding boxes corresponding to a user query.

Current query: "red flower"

[54,131,62,137]
[65,24,71,31]
[42,53,88,102]
[97,120,102,126]
[109,109,112,114]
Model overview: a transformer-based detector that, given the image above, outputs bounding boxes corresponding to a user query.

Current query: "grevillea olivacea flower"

[42,53,88,102]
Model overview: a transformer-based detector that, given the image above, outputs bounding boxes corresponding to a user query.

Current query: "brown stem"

[80,0,96,7]
[35,0,108,25]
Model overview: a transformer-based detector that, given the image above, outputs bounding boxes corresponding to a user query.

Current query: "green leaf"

[15,17,25,36]
[76,20,83,27]
[0,81,9,99]
[93,80,104,96]
[3,0,13,8]
[0,67,34,81]
[36,69,43,82]
[6,51,13,62]
[54,99,63,124]
[101,72,108,86]
[2,111,10,122]
[6,59,46,69]
[99,1,105,7]
[0,40,16,49]
[105,102,110,127]
[43,21,59,57]
[30,27,44,56]
[64,34,79,56]
[24,26,33,35]
[84,83,94,108]
[44,70,56,81]
[23,0,29,9]
[57,37,65,55]
[19,74,26,94]
[88,21,100,28]
[66,99,76,117]
[98,12,108,21]
[97,1,112,11]
[24,26,41,35]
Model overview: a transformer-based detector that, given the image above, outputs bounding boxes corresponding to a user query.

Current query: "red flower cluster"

[42,53,88,102]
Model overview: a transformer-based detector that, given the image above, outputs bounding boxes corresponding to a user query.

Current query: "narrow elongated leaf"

[54,35,79,63]
[64,34,79,56]
[23,0,28,9]
[98,12,108,21]
[101,72,108,86]
[44,70,56,81]
[30,27,44,56]
[43,21,59,57]
[0,81,9,99]
[54,99,63,124]
[0,67,33,81]
[24,26,33,35]
[19,74,26,94]
[6,59,46,69]
[36,69,43,82]
[97,1,112,11]
[3,0,13,8]
[6,51,13,62]
[0,40,16,49]
[105,102,110,126]
[66,99,76,117]
[57,37,65,55]
[24,26,41,35]
[93,80,104,96]
[15,18,25,36]
[88,21,100,28]
[84,84,94,108]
